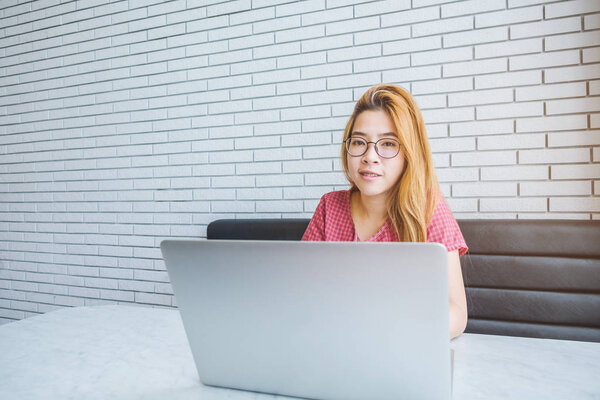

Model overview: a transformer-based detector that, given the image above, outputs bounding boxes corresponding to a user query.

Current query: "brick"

[414,94,446,110]
[281,105,330,121]
[583,47,600,63]
[253,94,300,110]
[383,65,441,85]
[254,42,300,59]
[545,0,600,19]
[254,147,302,161]
[551,164,600,179]
[209,49,253,66]
[521,181,592,196]
[301,89,353,106]
[135,292,172,306]
[253,15,301,34]
[208,74,252,91]
[545,64,600,83]
[436,167,479,182]
[282,132,331,147]
[452,150,516,166]
[510,17,581,40]
[443,26,507,48]
[283,159,332,173]
[444,58,507,78]
[380,6,441,28]
[276,25,324,43]
[230,7,275,25]
[413,16,473,37]
[422,107,474,123]
[412,76,472,94]
[592,114,600,128]
[235,135,280,150]
[193,188,236,201]
[481,197,547,212]
[481,165,548,181]
[302,61,352,79]
[429,137,476,153]
[478,133,545,150]
[412,46,472,66]
[477,101,543,120]
[515,82,586,101]
[237,188,283,200]
[550,197,600,212]
[448,88,513,107]
[207,0,251,17]
[547,97,600,115]
[329,44,383,62]
[277,52,326,69]
[453,182,517,197]
[236,162,282,175]
[257,174,304,187]
[230,33,274,51]
[284,186,332,199]
[327,72,381,90]
[253,68,300,85]
[209,149,253,164]
[510,50,579,71]
[302,34,353,53]
[475,70,541,89]
[476,6,542,28]
[549,130,600,147]
[254,121,301,136]
[516,114,587,132]
[442,0,505,18]
[305,171,347,185]
[354,26,410,46]
[585,14,600,30]
[276,0,325,17]
[231,84,275,100]
[256,200,304,213]
[303,6,354,25]
[475,38,541,59]
[208,23,253,42]
[519,148,590,164]
[302,116,348,132]
[303,144,341,159]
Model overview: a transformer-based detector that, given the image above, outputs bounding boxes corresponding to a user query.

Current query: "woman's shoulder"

[321,189,350,203]
[316,189,352,217]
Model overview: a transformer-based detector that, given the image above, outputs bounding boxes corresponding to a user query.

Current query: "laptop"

[160,239,451,400]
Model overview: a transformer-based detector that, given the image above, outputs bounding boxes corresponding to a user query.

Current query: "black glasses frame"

[344,137,401,159]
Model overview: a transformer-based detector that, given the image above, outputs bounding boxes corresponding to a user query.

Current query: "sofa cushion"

[206,218,600,342]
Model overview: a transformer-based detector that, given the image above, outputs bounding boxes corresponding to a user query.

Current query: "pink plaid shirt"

[302,189,468,256]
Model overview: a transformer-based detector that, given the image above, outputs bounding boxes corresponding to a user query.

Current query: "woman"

[302,84,468,339]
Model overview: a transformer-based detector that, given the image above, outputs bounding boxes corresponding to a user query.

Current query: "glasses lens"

[346,138,367,156]
[376,138,400,158]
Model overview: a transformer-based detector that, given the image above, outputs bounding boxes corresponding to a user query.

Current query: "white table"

[1,305,599,399]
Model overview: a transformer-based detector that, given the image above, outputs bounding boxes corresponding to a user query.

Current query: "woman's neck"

[352,190,388,222]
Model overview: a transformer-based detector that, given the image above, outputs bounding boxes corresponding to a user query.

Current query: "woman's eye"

[351,139,366,146]
[381,140,397,148]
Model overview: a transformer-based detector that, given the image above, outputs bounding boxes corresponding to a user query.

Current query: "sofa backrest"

[206,218,600,342]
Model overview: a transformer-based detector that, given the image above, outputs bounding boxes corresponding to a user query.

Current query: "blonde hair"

[341,84,439,242]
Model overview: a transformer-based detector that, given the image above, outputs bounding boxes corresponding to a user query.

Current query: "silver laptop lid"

[161,239,450,400]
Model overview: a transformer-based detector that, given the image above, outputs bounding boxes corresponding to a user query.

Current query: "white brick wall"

[1,0,599,323]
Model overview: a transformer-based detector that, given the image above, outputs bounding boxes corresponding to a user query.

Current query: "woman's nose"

[362,142,380,162]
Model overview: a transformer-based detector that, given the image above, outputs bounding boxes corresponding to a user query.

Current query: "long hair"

[341,84,439,242]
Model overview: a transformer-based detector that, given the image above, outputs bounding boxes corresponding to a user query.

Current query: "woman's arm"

[448,249,468,339]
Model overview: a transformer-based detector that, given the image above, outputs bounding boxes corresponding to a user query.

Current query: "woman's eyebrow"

[351,131,397,137]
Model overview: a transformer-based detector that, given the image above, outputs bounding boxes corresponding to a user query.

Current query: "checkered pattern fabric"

[302,189,468,256]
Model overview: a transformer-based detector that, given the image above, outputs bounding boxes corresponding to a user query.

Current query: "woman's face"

[346,109,405,200]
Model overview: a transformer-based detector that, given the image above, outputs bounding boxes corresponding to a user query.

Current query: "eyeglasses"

[344,137,401,159]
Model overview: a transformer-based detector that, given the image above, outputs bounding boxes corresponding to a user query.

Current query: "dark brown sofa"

[207,219,600,343]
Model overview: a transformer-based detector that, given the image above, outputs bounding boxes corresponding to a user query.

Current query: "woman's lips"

[359,171,381,181]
